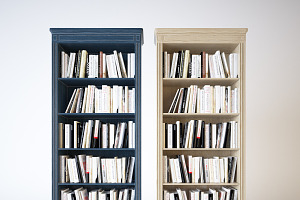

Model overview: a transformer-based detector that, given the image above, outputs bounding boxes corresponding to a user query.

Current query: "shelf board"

[163,183,239,186]
[58,113,135,119]
[58,148,135,151]
[163,148,239,151]
[58,78,135,87]
[163,78,239,87]
[58,183,135,186]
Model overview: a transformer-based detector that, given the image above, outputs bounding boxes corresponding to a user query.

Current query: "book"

[60,50,135,78]
[165,120,237,149]
[65,85,135,114]
[60,120,134,149]
[168,85,238,114]
[162,50,239,79]
[165,155,237,184]
[60,155,135,184]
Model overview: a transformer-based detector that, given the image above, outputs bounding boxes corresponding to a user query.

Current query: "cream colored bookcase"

[155,28,247,200]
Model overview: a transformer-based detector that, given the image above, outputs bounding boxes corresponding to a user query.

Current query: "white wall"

[0,0,299,199]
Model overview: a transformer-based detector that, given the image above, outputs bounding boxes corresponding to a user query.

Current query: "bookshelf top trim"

[155,28,247,43]
[155,28,248,35]
[50,28,143,34]
[50,28,143,44]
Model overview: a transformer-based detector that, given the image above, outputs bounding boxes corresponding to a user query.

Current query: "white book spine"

[174,158,182,183]
[131,53,135,78]
[112,85,118,113]
[102,124,108,148]
[125,86,129,113]
[233,53,238,78]
[128,53,131,78]
[167,124,173,148]
[203,85,211,113]
[109,124,115,148]
[128,121,133,148]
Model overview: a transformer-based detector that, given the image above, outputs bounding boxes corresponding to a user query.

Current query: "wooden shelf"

[156,28,247,200]
[58,78,135,87]
[163,183,239,186]
[163,148,239,151]
[58,113,135,119]
[163,78,239,87]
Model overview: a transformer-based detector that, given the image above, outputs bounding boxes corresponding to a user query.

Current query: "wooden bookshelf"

[51,28,143,200]
[155,28,247,200]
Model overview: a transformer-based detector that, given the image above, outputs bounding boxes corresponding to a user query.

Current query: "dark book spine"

[209,123,212,148]
[77,123,82,148]
[188,56,192,78]
[182,122,188,148]
[230,189,235,200]
[125,157,131,182]
[192,120,198,148]
[74,155,82,183]
[177,156,185,183]
[224,122,231,148]
[80,122,86,148]
[123,125,129,148]
[70,125,73,148]
[165,124,168,148]
[181,88,188,113]
[208,193,213,200]
[179,50,185,78]
[200,121,205,148]
[228,157,233,182]
[179,123,183,148]
[173,124,177,148]
[175,51,181,78]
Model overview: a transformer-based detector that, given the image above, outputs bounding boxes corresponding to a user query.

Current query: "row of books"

[164,187,237,200]
[164,120,238,149]
[61,188,135,200]
[61,50,135,78]
[163,50,238,79]
[65,85,135,113]
[163,155,237,183]
[60,155,135,184]
[168,85,238,114]
[59,120,135,149]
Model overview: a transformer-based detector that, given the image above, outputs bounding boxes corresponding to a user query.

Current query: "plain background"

[0,0,300,199]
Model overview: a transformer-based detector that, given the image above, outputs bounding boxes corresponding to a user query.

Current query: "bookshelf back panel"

[163,43,240,55]
[58,43,135,54]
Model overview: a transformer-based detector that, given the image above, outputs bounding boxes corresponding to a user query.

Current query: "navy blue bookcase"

[50,28,143,200]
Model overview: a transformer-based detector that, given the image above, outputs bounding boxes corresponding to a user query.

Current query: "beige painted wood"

[156,28,247,200]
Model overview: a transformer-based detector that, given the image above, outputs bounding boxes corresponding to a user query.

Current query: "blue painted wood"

[58,78,135,87]
[51,28,143,200]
